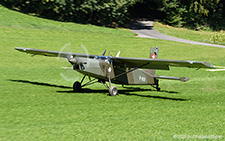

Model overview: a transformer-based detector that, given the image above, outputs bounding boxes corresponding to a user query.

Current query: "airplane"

[15,46,215,96]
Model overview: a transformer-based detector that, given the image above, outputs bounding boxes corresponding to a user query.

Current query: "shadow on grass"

[122,86,178,94]
[8,79,71,89]
[58,88,188,101]
[8,79,189,101]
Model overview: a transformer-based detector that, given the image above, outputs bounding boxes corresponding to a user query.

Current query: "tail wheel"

[73,81,81,92]
[156,87,161,91]
[109,86,118,96]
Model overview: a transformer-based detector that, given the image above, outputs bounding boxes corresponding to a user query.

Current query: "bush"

[210,31,225,43]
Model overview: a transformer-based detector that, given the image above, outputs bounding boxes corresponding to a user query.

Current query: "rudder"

[150,46,159,59]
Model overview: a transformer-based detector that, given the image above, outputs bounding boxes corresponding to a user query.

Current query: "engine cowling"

[69,58,77,65]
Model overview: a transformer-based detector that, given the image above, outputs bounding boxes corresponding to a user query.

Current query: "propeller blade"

[58,43,80,82]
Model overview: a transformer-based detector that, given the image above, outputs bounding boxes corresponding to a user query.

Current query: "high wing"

[15,47,215,70]
[112,57,215,70]
[15,47,95,58]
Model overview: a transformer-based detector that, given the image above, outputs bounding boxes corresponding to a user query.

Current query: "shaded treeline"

[1,0,224,30]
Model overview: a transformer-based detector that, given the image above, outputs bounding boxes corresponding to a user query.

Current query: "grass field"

[0,5,225,140]
[154,22,225,46]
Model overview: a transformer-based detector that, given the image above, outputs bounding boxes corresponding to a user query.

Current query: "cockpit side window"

[94,56,99,59]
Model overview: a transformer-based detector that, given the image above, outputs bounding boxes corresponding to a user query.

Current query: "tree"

[160,0,186,27]
[0,0,224,29]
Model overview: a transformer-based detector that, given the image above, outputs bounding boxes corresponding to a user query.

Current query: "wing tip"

[180,77,190,82]
[15,47,27,52]
[202,61,215,69]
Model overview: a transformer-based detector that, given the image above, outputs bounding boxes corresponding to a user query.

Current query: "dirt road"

[130,20,225,48]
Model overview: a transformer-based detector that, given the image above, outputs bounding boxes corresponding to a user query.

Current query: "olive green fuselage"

[74,57,157,85]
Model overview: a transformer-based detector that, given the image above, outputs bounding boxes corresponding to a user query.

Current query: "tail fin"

[150,46,159,59]
[144,46,159,78]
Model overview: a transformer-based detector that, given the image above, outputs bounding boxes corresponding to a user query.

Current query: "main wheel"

[109,86,118,96]
[156,87,161,91]
[73,81,81,92]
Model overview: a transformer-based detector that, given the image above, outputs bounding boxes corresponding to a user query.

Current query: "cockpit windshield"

[94,56,112,64]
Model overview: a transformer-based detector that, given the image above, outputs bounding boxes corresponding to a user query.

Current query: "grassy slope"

[0,6,225,140]
[154,22,225,45]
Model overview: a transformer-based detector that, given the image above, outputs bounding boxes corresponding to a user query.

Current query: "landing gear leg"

[99,79,118,96]
[156,79,160,91]
[152,79,160,91]
[107,68,118,96]
[156,85,161,91]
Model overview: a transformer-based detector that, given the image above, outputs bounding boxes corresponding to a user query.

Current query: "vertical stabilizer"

[150,46,159,59]
[145,46,160,78]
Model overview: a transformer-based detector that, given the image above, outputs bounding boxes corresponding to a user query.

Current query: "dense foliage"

[1,0,225,30]
[160,0,224,30]
[0,0,138,27]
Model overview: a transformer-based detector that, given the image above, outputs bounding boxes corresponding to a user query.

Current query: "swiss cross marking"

[151,54,156,59]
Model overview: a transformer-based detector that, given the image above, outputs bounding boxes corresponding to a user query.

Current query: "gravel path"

[130,20,225,48]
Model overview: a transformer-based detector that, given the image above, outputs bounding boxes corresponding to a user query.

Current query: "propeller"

[57,43,90,81]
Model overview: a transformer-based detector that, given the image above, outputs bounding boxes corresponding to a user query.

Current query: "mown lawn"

[0,5,224,140]
[154,22,225,46]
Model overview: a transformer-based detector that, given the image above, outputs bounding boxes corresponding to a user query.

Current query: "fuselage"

[73,56,158,85]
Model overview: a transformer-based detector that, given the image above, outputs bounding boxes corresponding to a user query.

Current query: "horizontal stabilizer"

[154,75,190,82]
